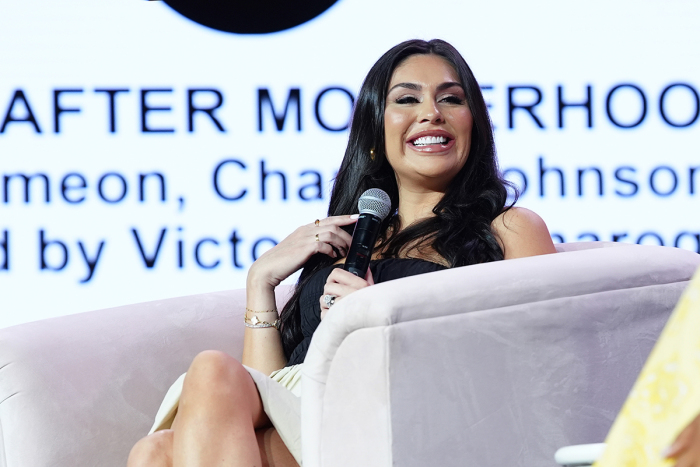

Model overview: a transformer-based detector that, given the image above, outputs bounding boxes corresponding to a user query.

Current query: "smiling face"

[384,54,474,193]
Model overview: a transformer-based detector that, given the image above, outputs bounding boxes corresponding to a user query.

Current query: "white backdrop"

[0,0,698,328]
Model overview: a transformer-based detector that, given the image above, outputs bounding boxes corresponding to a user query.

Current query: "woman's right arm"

[241,215,357,376]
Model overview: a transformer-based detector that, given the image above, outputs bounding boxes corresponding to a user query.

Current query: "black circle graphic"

[163,0,339,34]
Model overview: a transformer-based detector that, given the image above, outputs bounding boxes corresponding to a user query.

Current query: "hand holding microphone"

[321,188,392,316]
[343,188,392,277]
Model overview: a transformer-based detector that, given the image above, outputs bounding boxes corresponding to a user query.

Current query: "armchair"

[1,242,698,467]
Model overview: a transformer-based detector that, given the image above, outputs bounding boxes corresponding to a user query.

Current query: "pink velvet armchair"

[1,242,698,467]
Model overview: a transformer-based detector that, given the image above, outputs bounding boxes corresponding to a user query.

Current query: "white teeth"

[412,136,448,146]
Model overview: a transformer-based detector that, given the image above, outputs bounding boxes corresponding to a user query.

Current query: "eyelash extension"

[441,96,464,104]
[395,96,419,104]
[394,95,465,105]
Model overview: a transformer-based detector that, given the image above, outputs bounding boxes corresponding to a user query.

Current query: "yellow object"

[595,267,700,466]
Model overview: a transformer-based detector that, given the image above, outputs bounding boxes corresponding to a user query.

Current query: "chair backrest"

[555,240,632,253]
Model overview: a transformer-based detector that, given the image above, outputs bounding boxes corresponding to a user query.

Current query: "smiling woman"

[384,54,474,195]
[128,39,556,467]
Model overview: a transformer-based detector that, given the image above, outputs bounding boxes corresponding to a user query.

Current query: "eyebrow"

[387,81,464,94]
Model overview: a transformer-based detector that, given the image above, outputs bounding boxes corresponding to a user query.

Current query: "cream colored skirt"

[149,364,303,464]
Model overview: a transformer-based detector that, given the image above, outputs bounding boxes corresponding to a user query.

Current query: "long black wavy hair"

[278,39,517,359]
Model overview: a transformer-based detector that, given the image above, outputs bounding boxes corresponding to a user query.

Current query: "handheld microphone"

[343,188,392,277]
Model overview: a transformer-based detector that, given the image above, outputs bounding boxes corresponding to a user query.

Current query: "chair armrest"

[302,245,700,467]
[0,285,291,467]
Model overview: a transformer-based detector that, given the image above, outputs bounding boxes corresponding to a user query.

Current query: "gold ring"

[315,233,319,242]
[314,219,320,226]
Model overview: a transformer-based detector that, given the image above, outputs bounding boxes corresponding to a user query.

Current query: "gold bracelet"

[245,307,277,314]
[244,308,278,321]
[244,314,280,329]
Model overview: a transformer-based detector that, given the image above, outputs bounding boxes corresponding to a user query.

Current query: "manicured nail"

[350,214,359,219]
[660,446,672,458]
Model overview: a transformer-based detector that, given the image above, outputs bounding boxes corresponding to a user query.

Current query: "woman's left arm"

[491,207,557,259]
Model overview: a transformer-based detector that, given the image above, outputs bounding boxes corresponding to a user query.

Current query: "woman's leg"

[126,420,297,467]
[255,427,299,467]
[126,350,298,467]
[126,430,174,467]
[171,350,270,467]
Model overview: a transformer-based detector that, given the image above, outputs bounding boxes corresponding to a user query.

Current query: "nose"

[418,99,444,124]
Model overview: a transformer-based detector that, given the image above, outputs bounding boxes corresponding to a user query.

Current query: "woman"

[127,38,556,467]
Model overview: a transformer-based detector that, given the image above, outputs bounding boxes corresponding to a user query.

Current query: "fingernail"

[660,446,672,458]
[350,214,359,219]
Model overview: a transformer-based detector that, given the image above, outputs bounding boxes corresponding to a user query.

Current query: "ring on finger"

[323,294,336,308]
[315,233,320,242]
[314,219,320,226]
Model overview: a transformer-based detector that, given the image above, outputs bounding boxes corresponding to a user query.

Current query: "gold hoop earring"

[370,148,376,161]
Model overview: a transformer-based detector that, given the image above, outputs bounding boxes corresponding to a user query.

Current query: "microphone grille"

[358,188,392,220]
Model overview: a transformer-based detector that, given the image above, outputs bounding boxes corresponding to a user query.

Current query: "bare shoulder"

[491,207,557,260]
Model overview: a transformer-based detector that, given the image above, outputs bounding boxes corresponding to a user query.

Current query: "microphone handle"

[343,213,382,277]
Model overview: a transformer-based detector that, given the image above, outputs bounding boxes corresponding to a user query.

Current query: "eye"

[439,95,465,105]
[395,95,420,104]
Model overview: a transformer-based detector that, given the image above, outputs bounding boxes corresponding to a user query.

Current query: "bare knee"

[181,350,261,419]
[127,430,173,467]
[184,350,250,398]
